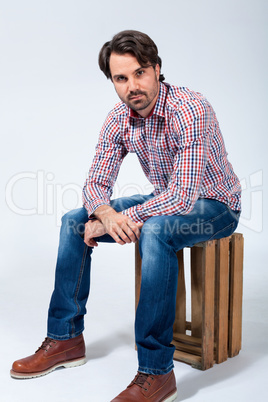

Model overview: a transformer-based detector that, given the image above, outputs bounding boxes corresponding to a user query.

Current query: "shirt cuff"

[84,198,110,218]
[121,205,145,223]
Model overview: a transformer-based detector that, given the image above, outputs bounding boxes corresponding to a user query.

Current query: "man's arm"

[82,112,142,246]
[82,112,128,218]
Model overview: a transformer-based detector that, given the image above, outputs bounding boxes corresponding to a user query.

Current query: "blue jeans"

[47,195,240,375]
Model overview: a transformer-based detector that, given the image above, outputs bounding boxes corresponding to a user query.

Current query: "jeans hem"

[47,328,84,341]
[138,362,174,375]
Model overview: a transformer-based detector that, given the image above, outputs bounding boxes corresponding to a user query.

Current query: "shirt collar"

[128,82,168,120]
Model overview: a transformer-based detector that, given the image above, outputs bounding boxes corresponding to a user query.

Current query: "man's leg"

[48,193,154,340]
[111,199,239,401]
[47,207,92,340]
[10,207,91,379]
[10,193,153,379]
[136,199,240,375]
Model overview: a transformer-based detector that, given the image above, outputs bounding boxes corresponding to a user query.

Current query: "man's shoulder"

[101,101,128,132]
[165,84,209,114]
[108,101,128,118]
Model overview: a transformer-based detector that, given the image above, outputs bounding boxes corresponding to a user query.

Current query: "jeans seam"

[207,221,235,241]
[154,243,173,351]
[71,244,88,336]
[204,208,228,223]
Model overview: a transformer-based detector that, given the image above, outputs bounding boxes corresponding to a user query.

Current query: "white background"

[1,1,267,401]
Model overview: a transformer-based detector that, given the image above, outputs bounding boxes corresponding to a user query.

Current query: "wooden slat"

[201,240,216,370]
[173,349,202,369]
[172,339,201,356]
[228,233,244,357]
[135,241,142,311]
[173,332,202,347]
[214,237,229,363]
[173,249,186,334]
[191,246,203,338]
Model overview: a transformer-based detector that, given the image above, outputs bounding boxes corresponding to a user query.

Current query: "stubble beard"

[128,93,151,112]
[124,76,159,112]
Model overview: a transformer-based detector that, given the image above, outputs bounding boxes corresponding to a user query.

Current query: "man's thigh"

[141,199,240,251]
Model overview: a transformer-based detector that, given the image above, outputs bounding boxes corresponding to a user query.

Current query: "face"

[109,52,160,118]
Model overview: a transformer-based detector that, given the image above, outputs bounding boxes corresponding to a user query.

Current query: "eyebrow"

[112,65,152,80]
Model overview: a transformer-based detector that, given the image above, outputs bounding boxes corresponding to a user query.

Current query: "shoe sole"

[163,390,178,402]
[10,356,86,379]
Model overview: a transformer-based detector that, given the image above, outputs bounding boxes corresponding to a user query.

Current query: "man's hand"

[84,219,106,247]
[93,205,143,245]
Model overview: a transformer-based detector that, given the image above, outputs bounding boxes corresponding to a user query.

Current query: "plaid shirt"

[82,82,241,223]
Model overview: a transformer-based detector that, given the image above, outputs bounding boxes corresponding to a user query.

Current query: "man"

[11,30,241,402]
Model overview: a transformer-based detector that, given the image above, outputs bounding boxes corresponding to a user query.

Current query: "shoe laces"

[130,372,154,391]
[35,337,57,353]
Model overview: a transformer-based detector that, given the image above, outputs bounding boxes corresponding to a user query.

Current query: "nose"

[128,77,139,93]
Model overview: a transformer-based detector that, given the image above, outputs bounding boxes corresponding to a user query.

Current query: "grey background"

[1,1,267,401]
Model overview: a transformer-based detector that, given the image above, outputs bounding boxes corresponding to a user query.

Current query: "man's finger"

[116,222,136,243]
[84,237,98,247]
[127,220,142,240]
[115,226,132,244]
[111,231,126,245]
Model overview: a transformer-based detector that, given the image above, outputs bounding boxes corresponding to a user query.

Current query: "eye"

[136,70,145,77]
[115,76,127,82]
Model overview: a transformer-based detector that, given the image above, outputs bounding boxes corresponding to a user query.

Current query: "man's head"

[99,30,165,117]
[99,30,165,82]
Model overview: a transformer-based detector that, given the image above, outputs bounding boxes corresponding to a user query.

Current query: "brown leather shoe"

[111,370,177,401]
[10,334,86,379]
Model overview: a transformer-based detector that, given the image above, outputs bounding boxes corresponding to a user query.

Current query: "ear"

[155,64,160,80]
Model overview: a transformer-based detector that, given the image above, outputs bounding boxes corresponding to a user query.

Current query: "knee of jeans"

[61,209,77,224]
[140,217,170,246]
[62,208,87,222]
[61,208,87,236]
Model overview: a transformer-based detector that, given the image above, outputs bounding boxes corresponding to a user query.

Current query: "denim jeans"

[47,194,240,375]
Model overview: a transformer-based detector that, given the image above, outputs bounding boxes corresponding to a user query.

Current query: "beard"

[117,73,159,113]
[126,91,153,111]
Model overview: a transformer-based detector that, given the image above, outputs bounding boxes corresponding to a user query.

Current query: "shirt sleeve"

[82,112,128,217]
[121,103,214,222]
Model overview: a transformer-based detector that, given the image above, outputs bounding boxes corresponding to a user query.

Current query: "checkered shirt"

[82,82,241,223]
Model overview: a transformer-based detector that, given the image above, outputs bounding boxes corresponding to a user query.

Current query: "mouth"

[129,94,144,101]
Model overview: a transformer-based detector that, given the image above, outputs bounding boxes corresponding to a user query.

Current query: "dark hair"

[99,30,165,82]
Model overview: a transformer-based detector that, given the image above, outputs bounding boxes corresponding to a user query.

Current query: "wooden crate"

[135,233,244,370]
